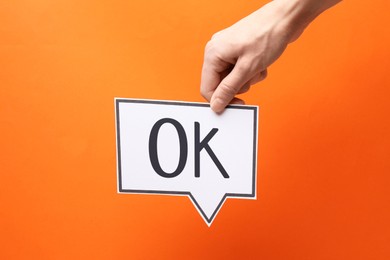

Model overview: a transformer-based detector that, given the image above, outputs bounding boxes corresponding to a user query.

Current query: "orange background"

[1,0,389,259]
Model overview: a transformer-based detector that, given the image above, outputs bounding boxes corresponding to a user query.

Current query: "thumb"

[210,61,253,113]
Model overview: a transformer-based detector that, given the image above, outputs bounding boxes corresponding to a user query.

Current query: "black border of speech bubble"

[115,98,258,226]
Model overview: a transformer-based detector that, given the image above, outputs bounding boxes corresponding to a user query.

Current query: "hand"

[200,0,340,113]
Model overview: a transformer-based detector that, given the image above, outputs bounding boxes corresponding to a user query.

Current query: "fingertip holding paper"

[115,98,258,225]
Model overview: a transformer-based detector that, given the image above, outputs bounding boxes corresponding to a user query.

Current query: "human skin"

[200,0,342,113]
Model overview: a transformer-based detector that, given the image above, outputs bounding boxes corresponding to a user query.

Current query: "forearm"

[271,0,342,42]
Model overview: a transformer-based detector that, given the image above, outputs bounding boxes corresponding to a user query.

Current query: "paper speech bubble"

[115,98,258,226]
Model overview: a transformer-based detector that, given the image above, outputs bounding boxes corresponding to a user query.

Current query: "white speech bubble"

[115,98,258,226]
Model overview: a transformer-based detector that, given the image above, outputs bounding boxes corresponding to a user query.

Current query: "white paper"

[115,98,258,226]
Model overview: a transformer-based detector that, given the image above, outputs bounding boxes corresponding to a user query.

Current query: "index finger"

[200,51,232,102]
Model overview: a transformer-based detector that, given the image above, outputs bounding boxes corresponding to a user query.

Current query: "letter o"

[148,118,188,178]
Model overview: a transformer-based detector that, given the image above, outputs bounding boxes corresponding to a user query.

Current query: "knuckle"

[218,81,236,98]
[211,31,220,40]
[242,82,250,91]
[260,70,268,80]
[204,40,218,60]
[238,86,250,94]
[205,32,227,58]
[236,61,251,74]
[205,40,214,51]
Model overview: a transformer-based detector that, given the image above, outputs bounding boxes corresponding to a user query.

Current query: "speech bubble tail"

[189,191,227,226]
